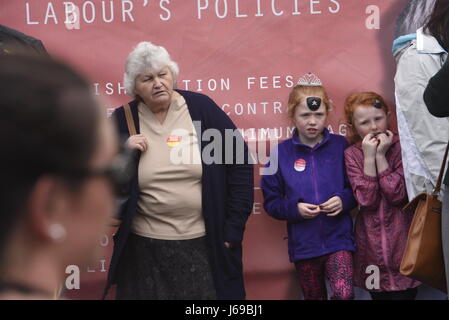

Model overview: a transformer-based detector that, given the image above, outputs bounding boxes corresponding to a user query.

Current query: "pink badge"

[294,159,307,172]
[166,135,182,147]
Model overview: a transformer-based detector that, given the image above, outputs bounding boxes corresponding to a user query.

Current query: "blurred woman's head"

[395,0,436,38]
[425,0,449,51]
[0,54,117,292]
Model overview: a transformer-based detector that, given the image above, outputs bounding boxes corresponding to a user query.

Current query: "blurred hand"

[126,134,149,152]
[376,130,394,156]
[320,196,343,217]
[224,242,234,249]
[361,133,379,159]
[298,203,321,219]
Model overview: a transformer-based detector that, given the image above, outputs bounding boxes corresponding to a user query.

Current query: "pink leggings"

[294,250,354,300]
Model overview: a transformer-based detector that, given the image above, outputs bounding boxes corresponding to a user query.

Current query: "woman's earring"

[48,224,67,242]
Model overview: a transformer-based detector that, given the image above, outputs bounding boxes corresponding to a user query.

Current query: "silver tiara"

[298,73,322,86]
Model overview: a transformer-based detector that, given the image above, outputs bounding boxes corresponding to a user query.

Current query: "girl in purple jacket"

[261,75,357,300]
[344,92,420,300]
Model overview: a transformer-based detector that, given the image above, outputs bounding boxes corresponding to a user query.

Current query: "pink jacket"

[344,136,420,292]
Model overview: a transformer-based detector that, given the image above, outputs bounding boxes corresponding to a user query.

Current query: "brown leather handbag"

[400,142,449,293]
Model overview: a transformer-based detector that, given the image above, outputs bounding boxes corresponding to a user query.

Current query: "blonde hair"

[287,85,332,119]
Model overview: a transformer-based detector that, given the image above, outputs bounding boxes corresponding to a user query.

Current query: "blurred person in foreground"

[0,24,48,56]
[103,42,253,300]
[424,37,449,297]
[392,0,449,300]
[0,54,119,299]
[393,0,448,201]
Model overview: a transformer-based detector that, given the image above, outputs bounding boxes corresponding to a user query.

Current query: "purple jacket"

[261,129,356,262]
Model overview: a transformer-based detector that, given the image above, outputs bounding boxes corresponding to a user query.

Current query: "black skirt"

[116,233,217,300]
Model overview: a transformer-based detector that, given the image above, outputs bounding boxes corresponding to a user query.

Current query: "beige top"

[131,93,205,240]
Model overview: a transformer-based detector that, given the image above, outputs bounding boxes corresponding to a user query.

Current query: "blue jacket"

[261,129,356,262]
[103,90,254,299]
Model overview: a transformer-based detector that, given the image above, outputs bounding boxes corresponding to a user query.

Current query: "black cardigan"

[424,58,449,185]
[103,90,254,299]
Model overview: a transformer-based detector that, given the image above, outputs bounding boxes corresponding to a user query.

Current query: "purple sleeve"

[333,169,357,213]
[261,158,304,223]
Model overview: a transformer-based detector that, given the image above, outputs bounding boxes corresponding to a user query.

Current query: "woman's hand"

[126,134,149,152]
[361,133,379,159]
[298,203,321,219]
[320,196,343,217]
[376,130,394,156]
[224,242,234,249]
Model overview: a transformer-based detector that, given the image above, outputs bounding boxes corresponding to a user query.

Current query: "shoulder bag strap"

[123,103,137,136]
[434,141,449,194]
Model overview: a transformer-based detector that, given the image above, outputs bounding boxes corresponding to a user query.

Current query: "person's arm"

[395,48,449,185]
[375,132,408,206]
[109,107,141,224]
[424,57,449,117]
[344,149,381,210]
[261,157,305,223]
[223,137,254,245]
[331,173,357,214]
[330,139,357,213]
[205,96,254,246]
[377,149,409,207]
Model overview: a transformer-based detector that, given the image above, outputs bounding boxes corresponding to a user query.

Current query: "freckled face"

[352,105,388,139]
[293,98,328,145]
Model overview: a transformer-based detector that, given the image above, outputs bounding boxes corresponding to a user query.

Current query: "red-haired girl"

[344,92,420,300]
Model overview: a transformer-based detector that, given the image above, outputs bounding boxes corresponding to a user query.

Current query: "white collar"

[417,27,447,54]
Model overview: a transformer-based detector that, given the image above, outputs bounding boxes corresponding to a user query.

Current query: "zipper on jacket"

[379,207,397,291]
[311,151,325,252]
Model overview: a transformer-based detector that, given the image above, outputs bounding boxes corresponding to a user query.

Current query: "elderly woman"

[103,42,254,300]
[0,54,118,299]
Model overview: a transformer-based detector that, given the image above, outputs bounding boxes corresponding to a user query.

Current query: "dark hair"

[425,0,449,52]
[395,0,436,38]
[0,54,99,257]
[0,24,48,56]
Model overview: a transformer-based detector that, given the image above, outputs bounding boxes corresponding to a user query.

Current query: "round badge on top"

[167,135,182,147]
[294,159,307,172]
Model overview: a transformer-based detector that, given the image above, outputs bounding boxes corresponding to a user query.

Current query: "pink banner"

[1,0,408,299]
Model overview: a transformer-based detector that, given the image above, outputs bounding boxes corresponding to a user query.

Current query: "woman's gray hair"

[395,0,436,37]
[123,42,179,98]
